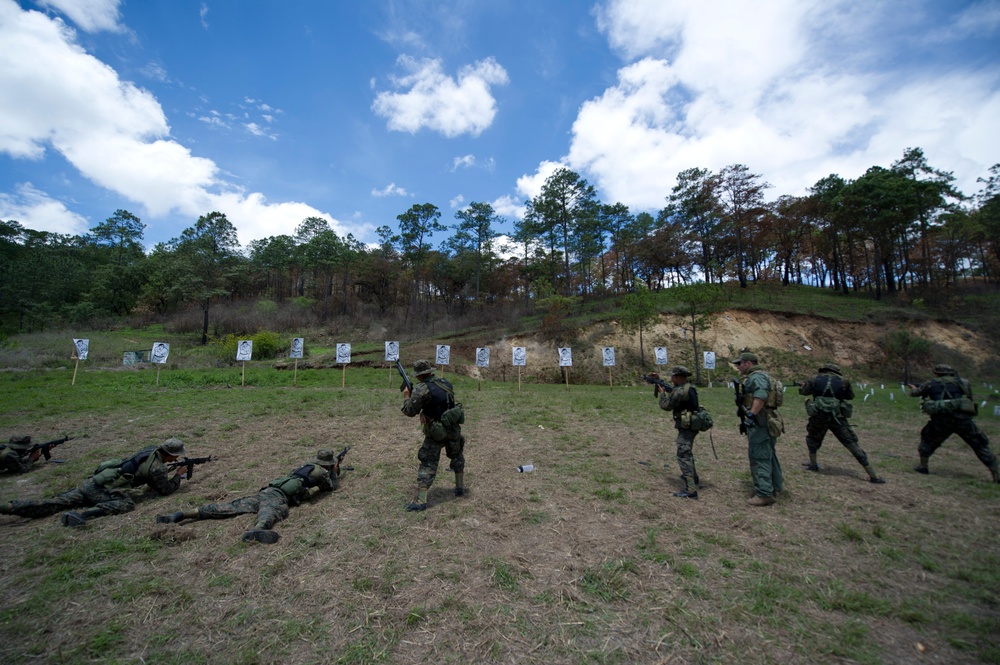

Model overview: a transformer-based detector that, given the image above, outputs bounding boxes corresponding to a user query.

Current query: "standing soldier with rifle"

[798,363,886,484]
[400,360,466,511]
[156,448,345,544]
[648,367,703,499]
[0,438,195,527]
[733,351,784,506]
[909,364,999,483]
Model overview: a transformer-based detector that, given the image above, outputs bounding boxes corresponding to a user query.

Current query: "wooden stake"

[241,361,246,386]
[156,365,161,386]
[564,367,570,391]
[341,364,346,388]
[72,358,79,386]
[518,366,521,393]
[608,367,613,391]
[293,358,298,387]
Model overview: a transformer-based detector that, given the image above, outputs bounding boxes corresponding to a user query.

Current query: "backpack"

[806,376,842,418]
[766,377,785,409]
[688,407,714,432]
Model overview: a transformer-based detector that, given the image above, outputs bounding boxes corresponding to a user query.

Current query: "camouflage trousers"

[748,426,783,498]
[919,416,997,469]
[806,415,869,467]
[196,487,290,530]
[8,478,134,519]
[675,427,699,483]
[417,431,465,490]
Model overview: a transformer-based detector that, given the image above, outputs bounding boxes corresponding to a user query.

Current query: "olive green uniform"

[742,367,784,498]
[0,437,34,475]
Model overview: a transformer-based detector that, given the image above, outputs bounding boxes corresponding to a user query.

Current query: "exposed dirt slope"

[490,310,991,378]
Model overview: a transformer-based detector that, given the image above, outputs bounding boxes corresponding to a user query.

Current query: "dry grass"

[0,369,998,664]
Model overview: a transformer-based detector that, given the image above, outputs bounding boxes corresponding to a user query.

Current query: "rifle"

[335,446,351,474]
[642,373,671,396]
[396,359,413,394]
[166,456,215,479]
[28,435,75,461]
[734,378,748,435]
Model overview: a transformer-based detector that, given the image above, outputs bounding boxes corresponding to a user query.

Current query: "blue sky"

[0,0,998,250]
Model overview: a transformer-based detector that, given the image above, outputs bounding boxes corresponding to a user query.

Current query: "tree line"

[2,147,998,340]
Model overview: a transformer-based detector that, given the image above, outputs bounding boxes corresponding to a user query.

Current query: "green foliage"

[213,331,283,364]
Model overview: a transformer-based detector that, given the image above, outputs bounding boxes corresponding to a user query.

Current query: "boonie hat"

[159,437,187,458]
[669,366,692,377]
[819,363,842,375]
[314,449,336,467]
[413,360,435,375]
[8,435,31,446]
[932,364,956,376]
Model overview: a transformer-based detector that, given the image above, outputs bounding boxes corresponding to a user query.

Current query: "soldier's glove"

[743,414,757,431]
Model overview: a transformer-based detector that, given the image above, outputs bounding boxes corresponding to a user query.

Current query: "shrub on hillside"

[213,331,283,364]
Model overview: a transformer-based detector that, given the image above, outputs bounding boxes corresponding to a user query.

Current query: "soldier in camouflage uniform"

[798,363,885,484]
[908,364,999,483]
[401,360,465,511]
[156,449,340,544]
[652,366,702,499]
[0,438,189,527]
[0,435,38,475]
[734,351,784,506]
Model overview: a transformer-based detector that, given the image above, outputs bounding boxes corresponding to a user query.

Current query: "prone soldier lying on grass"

[156,448,346,544]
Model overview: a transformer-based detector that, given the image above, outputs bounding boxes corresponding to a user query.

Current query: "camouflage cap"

[159,437,186,458]
[731,351,759,364]
[669,366,692,377]
[313,449,336,467]
[932,364,957,376]
[818,363,842,375]
[8,435,31,446]
[413,360,435,376]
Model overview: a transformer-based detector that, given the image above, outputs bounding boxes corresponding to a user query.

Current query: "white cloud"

[371,183,410,198]
[452,154,476,170]
[491,194,526,222]
[565,0,1000,209]
[372,55,509,137]
[451,153,495,172]
[515,160,564,201]
[449,194,464,208]
[0,1,350,247]
[199,2,209,29]
[0,182,89,235]
[37,0,123,33]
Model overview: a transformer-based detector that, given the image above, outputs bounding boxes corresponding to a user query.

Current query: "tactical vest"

[91,445,157,489]
[742,370,782,409]
[268,464,322,503]
[422,378,455,421]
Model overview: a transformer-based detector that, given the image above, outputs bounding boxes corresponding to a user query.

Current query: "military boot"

[803,452,819,472]
[242,529,280,544]
[407,488,428,511]
[156,511,185,524]
[863,465,886,483]
[454,472,465,497]
[60,512,86,527]
[0,502,13,515]
[747,495,775,507]
[914,456,930,474]
[991,466,999,484]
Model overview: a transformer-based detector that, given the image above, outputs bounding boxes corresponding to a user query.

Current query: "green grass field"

[0,361,998,664]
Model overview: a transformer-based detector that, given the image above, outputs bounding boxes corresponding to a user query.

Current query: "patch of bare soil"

[482,310,992,379]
